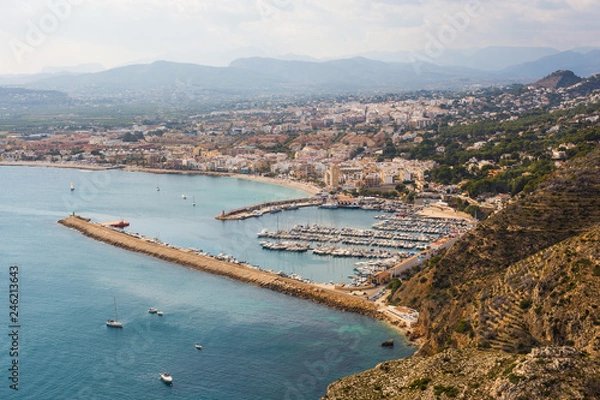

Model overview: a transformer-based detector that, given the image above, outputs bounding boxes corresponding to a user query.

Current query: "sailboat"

[70,182,75,191]
[192,196,196,207]
[106,297,123,328]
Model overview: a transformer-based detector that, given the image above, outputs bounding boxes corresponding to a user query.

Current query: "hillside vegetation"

[323,347,600,400]
[398,148,600,355]
[323,148,600,399]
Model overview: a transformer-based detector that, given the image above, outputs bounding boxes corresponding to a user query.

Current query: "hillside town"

[2,72,600,217]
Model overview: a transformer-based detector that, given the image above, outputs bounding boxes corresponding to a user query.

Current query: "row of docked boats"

[260,239,415,258]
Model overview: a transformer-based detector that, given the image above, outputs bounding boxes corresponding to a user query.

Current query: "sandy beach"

[1,161,321,196]
[228,173,321,196]
[123,166,321,196]
[0,161,117,171]
[417,204,475,221]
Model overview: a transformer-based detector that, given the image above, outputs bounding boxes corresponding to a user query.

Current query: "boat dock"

[215,197,324,220]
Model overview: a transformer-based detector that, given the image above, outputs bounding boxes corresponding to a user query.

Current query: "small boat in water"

[195,344,203,350]
[70,182,75,191]
[157,311,163,316]
[106,297,123,328]
[148,307,158,314]
[182,194,187,199]
[160,372,173,384]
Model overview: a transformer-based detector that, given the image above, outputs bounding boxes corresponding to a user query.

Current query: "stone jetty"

[58,215,379,317]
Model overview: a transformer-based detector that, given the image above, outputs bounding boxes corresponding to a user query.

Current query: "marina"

[254,207,474,284]
[1,163,417,400]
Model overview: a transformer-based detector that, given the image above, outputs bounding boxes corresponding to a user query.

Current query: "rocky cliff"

[323,347,600,400]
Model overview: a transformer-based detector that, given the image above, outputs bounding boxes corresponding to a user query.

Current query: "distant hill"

[502,50,600,79]
[0,50,597,99]
[356,46,560,71]
[567,73,600,98]
[0,87,71,108]
[41,63,105,74]
[230,56,492,90]
[532,70,583,89]
[24,60,281,98]
[21,58,496,98]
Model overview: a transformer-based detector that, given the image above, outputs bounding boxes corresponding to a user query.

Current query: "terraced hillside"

[393,148,600,355]
[323,148,600,399]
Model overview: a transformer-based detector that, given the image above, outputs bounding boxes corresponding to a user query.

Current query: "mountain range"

[1,48,599,100]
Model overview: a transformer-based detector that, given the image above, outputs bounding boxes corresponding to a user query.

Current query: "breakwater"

[216,197,323,220]
[58,216,379,317]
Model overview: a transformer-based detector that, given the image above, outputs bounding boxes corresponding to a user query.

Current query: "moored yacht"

[160,372,173,384]
[107,298,123,328]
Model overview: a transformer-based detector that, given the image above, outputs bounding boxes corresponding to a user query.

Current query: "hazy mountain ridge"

[0,48,596,98]
[502,50,600,79]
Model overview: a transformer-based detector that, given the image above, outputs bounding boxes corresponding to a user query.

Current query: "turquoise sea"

[0,166,414,399]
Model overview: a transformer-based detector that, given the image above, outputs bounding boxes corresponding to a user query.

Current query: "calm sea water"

[0,167,414,399]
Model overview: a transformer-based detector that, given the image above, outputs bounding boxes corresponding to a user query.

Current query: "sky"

[0,0,599,75]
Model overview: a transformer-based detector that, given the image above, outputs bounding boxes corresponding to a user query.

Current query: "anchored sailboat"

[106,297,123,328]
[70,182,75,191]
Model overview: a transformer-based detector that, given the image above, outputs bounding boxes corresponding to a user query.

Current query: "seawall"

[58,216,379,318]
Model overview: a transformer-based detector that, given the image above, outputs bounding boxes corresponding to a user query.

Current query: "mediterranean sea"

[0,166,414,399]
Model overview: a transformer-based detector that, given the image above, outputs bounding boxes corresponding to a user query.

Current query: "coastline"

[58,215,420,347]
[0,161,321,196]
[123,166,321,196]
[0,161,118,171]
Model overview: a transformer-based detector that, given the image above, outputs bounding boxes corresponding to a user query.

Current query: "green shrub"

[434,385,459,397]
[519,298,533,309]
[455,319,472,334]
[408,377,432,391]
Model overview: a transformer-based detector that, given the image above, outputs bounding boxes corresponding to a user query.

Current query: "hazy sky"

[1,0,599,74]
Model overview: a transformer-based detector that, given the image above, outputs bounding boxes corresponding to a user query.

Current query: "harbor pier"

[58,215,378,317]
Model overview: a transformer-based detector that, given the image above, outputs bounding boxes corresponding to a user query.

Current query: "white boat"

[106,297,123,328]
[70,182,75,191]
[192,196,196,207]
[148,307,158,314]
[182,194,187,199]
[156,186,160,191]
[160,372,173,384]
[195,344,203,350]
[157,311,163,316]
[319,202,338,209]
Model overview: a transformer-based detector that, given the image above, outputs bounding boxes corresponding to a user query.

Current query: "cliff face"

[323,347,600,400]
[396,149,600,355]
